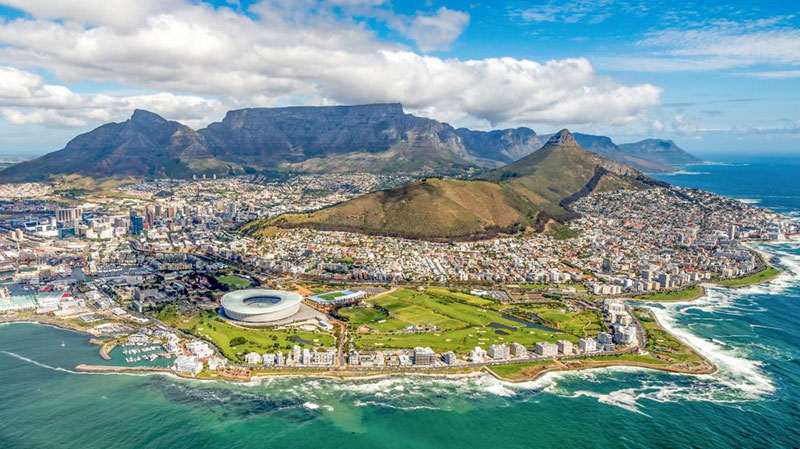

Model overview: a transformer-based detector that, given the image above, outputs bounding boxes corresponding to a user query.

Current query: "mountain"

[245,130,663,241]
[0,103,701,183]
[0,110,235,182]
[453,127,540,163]
[199,103,494,175]
[618,139,702,166]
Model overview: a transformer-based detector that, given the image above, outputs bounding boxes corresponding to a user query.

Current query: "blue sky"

[0,0,798,158]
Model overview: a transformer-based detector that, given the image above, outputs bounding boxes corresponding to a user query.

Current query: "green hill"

[242,129,663,241]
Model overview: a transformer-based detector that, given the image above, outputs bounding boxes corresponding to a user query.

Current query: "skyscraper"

[130,211,144,235]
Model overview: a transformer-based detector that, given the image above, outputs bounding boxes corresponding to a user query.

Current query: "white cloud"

[0,0,181,28]
[613,16,800,71]
[0,0,661,130]
[390,7,470,52]
[0,66,225,127]
[740,70,800,79]
[514,0,622,25]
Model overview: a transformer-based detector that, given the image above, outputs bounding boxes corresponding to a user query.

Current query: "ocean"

[1,156,799,448]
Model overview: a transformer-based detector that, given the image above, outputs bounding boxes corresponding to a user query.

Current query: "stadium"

[220,289,302,323]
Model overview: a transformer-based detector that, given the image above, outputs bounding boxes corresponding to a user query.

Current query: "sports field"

[215,275,252,289]
[316,291,348,301]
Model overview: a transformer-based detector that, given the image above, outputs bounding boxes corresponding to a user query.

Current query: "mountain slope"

[200,103,494,175]
[247,130,659,240]
[618,139,702,166]
[0,110,234,182]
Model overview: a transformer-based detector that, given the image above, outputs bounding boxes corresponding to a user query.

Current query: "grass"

[633,309,705,365]
[215,275,253,289]
[488,360,556,380]
[507,302,604,337]
[714,264,780,287]
[317,291,348,301]
[156,307,334,363]
[351,288,576,353]
[338,306,388,325]
[632,285,705,302]
[519,284,548,290]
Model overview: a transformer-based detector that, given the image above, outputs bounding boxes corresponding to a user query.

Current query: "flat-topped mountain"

[200,103,490,175]
[0,103,701,182]
[246,130,663,241]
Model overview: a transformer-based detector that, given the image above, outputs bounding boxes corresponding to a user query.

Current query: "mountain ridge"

[0,104,701,182]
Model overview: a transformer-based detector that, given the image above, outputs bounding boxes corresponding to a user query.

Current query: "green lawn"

[633,309,704,364]
[339,306,388,325]
[156,307,334,363]
[215,275,253,289]
[488,360,556,380]
[353,288,576,353]
[507,302,604,337]
[352,325,570,354]
[633,285,704,302]
[317,291,348,301]
[714,265,780,287]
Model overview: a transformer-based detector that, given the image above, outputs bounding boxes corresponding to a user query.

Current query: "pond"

[501,313,561,333]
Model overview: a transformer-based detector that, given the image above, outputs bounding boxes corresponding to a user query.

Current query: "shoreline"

[2,242,789,386]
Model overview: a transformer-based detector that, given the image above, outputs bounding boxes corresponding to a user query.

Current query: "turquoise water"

[2,157,800,448]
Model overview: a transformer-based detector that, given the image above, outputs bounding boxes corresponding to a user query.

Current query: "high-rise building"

[414,347,437,365]
[129,211,143,235]
[578,338,597,353]
[557,340,573,355]
[510,342,528,358]
[488,343,510,360]
[56,207,82,223]
[534,342,558,357]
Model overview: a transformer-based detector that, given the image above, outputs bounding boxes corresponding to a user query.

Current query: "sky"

[0,0,798,158]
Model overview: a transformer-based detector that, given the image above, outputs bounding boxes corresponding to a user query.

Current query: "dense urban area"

[0,173,794,381]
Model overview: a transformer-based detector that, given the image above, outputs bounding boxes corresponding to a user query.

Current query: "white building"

[311,350,335,365]
[172,355,203,377]
[578,337,597,353]
[557,340,573,355]
[534,342,558,357]
[469,346,487,362]
[244,352,262,365]
[185,341,214,358]
[488,343,510,360]
[510,342,528,358]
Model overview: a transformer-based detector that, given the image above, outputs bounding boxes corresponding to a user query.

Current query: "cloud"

[390,7,470,52]
[732,120,800,136]
[0,0,661,130]
[740,70,800,79]
[0,0,180,28]
[608,15,800,71]
[513,0,631,25]
[0,66,224,127]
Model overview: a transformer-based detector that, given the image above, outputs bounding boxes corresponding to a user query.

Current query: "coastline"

[1,242,788,387]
